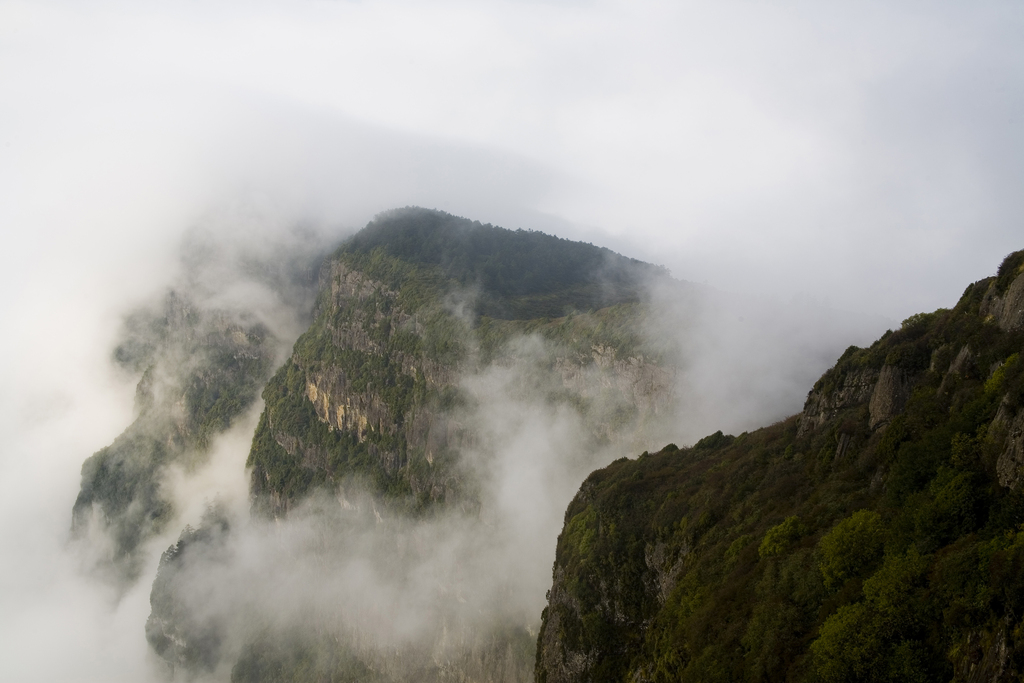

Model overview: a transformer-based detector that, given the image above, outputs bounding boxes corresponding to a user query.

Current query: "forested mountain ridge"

[245,207,675,518]
[147,208,681,681]
[339,207,667,321]
[536,249,1024,683]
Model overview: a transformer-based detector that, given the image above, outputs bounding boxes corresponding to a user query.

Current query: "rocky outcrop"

[982,266,1024,332]
[996,405,1024,490]
[553,345,676,446]
[306,370,387,442]
[559,345,675,412]
[937,344,977,396]
[799,363,914,435]
[868,365,912,430]
[951,620,1020,683]
[798,367,879,435]
[536,567,597,683]
[246,253,473,518]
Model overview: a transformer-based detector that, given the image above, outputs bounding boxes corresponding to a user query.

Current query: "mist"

[3,0,1023,680]
[125,271,879,682]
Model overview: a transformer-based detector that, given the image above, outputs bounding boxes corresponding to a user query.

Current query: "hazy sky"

[3,0,1022,321]
[1,2,1023,680]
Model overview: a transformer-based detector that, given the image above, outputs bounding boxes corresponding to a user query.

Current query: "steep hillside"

[536,249,1024,682]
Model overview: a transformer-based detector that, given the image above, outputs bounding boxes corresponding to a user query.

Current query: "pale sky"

[2,0,1022,322]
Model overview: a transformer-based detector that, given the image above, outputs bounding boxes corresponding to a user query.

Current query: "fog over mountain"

[1,1,1023,681]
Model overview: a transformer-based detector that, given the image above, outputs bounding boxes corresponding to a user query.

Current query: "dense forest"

[341,207,668,320]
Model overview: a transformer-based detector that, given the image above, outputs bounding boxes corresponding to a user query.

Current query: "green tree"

[818,510,885,590]
[759,516,802,559]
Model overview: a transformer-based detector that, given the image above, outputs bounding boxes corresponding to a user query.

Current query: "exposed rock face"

[868,365,912,430]
[951,620,1019,683]
[798,367,878,435]
[536,566,597,683]
[982,266,1024,332]
[553,344,676,446]
[938,344,977,396]
[1003,274,1024,331]
[799,363,915,435]
[306,369,391,443]
[800,370,873,432]
[561,344,675,411]
[247,258,470,518]
[950,344,977,376]
[996,406,1024,490]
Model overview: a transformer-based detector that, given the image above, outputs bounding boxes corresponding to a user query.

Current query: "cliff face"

[536,250,1024,683]
[981,250,1024,332]
[246,257,471,517]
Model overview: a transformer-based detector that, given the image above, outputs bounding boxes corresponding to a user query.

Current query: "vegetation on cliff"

[536,250,1024,683]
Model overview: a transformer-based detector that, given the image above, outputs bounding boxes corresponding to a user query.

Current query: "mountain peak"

[340,207,668,320]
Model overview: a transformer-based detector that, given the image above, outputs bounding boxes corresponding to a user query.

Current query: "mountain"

[535,249,1024,682]
[145,208,682,681]
[243,208,674,519]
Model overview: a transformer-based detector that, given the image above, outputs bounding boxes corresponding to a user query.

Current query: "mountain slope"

[535,249,1024,682]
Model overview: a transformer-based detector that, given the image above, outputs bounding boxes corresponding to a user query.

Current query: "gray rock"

[868,365,912,430]
[798,367,879,436]
[996,407,1024,490]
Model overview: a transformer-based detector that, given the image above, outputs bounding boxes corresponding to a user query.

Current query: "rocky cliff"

[536,249,1024,683]
[243,219,675,519]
